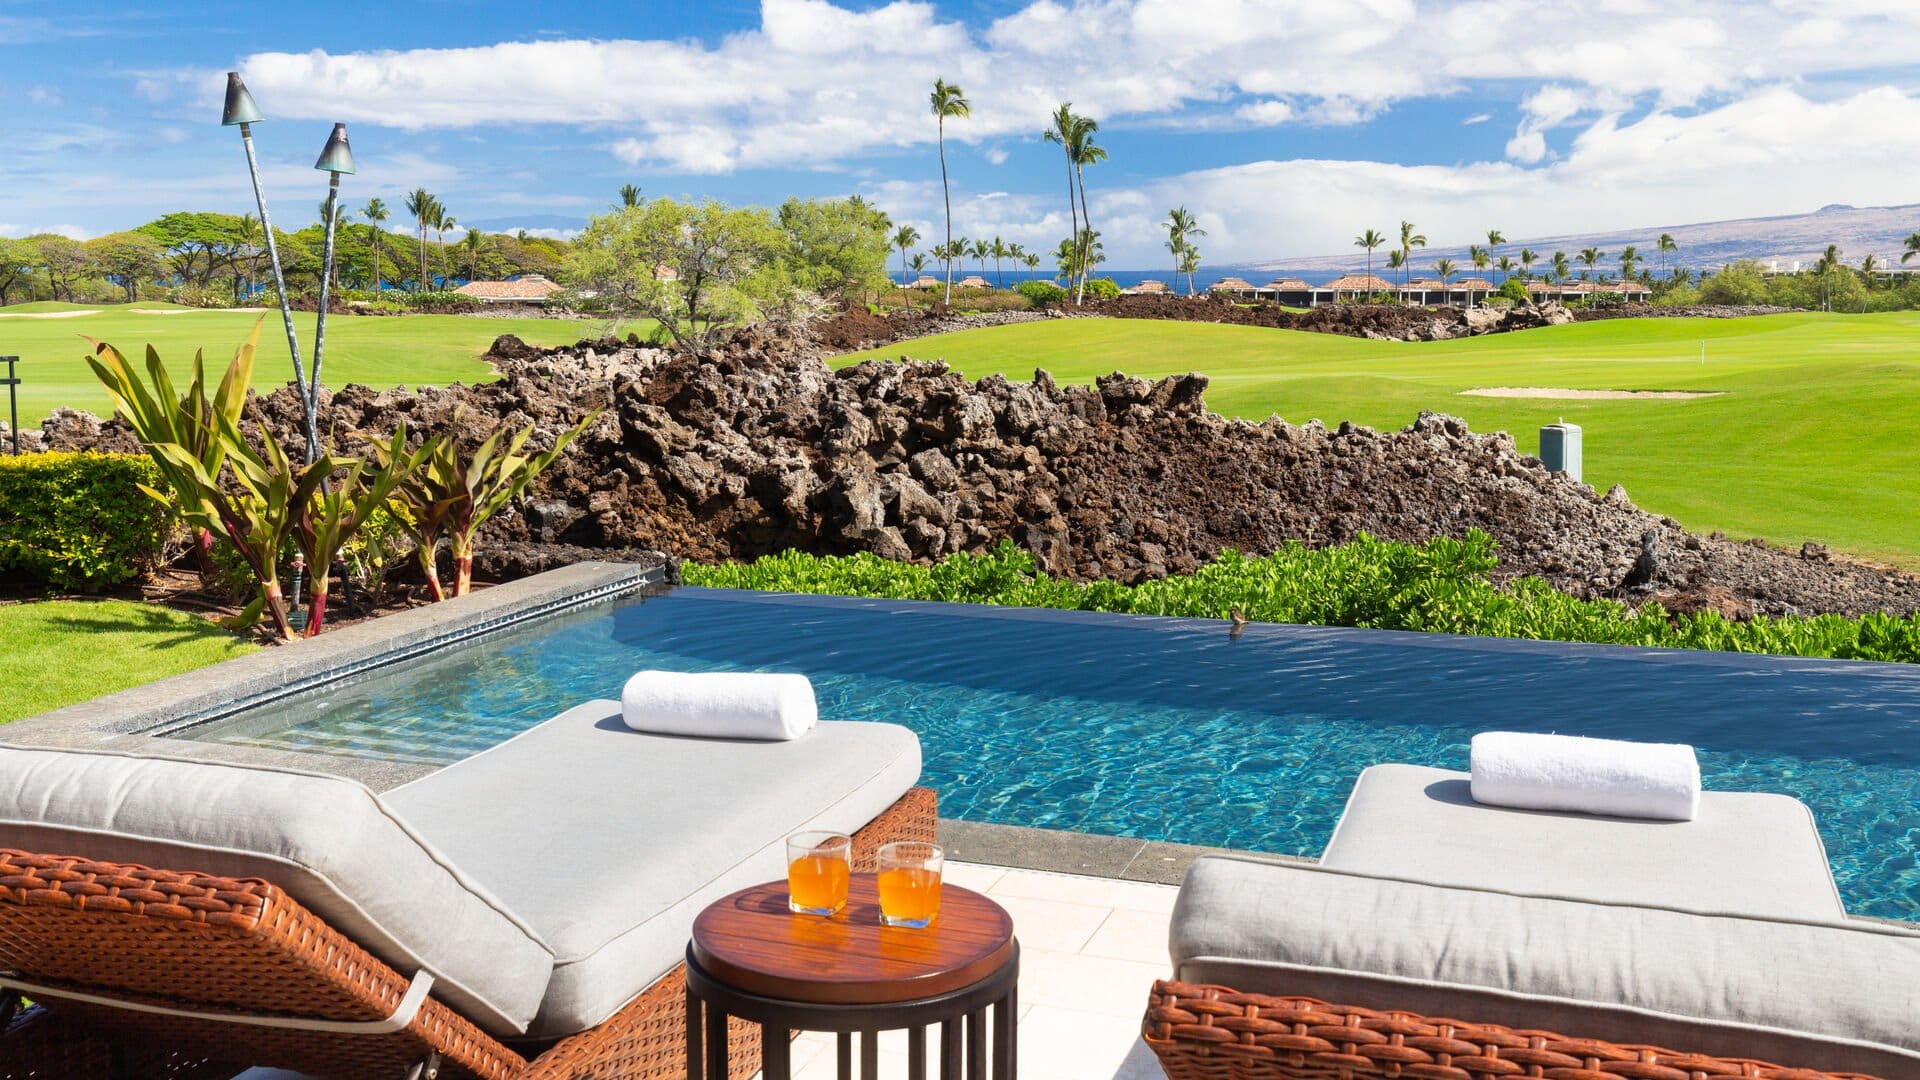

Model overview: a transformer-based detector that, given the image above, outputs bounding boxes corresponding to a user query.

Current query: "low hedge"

[685,533,1920,664]
[0,452,175,591]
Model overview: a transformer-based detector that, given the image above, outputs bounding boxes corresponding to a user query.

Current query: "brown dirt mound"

[35,328,1920,618]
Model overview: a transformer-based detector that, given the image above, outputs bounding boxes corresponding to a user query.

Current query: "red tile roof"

[454,274,562,302]
[1322,274,1393,291]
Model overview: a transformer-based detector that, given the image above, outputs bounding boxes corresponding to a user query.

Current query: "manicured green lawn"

[0,600,254,723]
[839,312,1920,567]
[0,304,604,423]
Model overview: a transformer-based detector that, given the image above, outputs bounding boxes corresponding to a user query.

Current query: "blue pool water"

[180,588,1920,920]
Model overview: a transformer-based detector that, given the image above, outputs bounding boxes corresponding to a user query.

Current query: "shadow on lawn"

[35,601,238,652]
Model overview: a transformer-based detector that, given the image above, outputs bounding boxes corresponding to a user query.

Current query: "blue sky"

[6,1,1920,266]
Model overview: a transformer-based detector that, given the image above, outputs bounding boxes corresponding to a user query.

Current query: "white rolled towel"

[1469,731,1701,821]
[620,670,819,741]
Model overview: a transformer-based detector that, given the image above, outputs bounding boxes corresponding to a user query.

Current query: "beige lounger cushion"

[0,743,552,1037]
[383,700,923,1039]
[1172,854,1920,1077]
[1321,763,1847,920]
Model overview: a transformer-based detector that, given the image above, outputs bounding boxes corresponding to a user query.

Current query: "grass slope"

[0,305,602,423]
[838,312,1920,567]
[0,600,254,722]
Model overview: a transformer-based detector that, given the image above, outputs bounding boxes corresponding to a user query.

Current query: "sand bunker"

[0,309,100,319]
[1461,387,1723,400]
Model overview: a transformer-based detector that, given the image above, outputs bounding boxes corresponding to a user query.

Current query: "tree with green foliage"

[138,211,249,288]
[33,235,91,302]
[777,196,893,300]
[1353,228,1384,284]
[1067,116,1105,305]
[1485,229,1505,278]
[1021,250,1041,280]
[87,232,168,303]
[1432,257,1457,285]
[1551,250,1571,282]
[1468,244,1489,278]
[1385,249,1404,291]
[463,228,486,281]
[1167,207,1206,292]
[1519,247,1538,280]
[362,198,389,294]
[0,237,35,305]
[990,236,1008,287]
[1043,104,1081,295]
[1619,244,1640,282]
[1699,260,1770,305]
[1177,245,1201,295]
[568,197,790,348]
[930,78,969,305]
[1397,220,1426,290]
[620,183,642,208]
[891,225,920,285]
[1658,233,1678,278]
[404,188,436,289]
[1578,247,1603,280]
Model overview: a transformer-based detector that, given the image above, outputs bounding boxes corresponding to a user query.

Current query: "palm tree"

[1577,247,1602,280]
[1386,249,1405,295]
[930,78,970,304]
[1066,116,1105,304]
[1398,220,1426,289]
[1469,244,1489,279]
[1021,251,1041,280]
[1043,104,1081,295]
[1177,244,1201,295]
[1901,233,1920,265]
[463,228,484,281]
[435,211,456,284]
[1815,243,1841,311]
[1497,255,1514,282]
[1075,228,1105,282]
[892,225,920,286]
[908,252,929,279]
[361,197,389,295]
[233,212,262,299]
[1860,253,1879,289]
[1432,258,1458,285]
[1552,250,1571,282]
[1519,247,1537,281]
[1354,228,1385,286]
[1618,245,1640,282]
[1486,229,1505,277]
[968,238,990,280]
[1167,207,1207,288]
[404,188,435,290]
[990,237,1008,287]
[1657,233,1678,278]
[619,183,642,208]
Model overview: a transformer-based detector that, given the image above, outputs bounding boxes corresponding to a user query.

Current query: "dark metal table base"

[685,942,1020,1080]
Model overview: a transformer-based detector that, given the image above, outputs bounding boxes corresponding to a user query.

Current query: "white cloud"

[198,1,1920,176]
[983,146,1010,165]
[1130,84,1920,263]
[28,87,60,106]
[1462,112,1491,125]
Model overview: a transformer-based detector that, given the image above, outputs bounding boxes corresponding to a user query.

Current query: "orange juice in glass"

[786,832,851,916]
[877,841,943,928]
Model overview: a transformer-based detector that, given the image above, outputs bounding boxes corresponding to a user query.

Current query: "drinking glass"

[786,831,852,916]
[876,841,944,928]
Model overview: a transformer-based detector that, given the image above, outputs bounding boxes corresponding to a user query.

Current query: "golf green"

[0,304,601,424]
[838,312,1920,568]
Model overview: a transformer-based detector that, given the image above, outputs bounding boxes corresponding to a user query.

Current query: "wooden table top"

[690,874,1015,1005]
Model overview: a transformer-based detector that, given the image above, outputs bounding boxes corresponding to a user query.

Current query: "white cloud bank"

[219,0,1920,175]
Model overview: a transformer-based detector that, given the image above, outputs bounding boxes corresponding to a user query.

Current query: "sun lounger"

[1144,764,1920,1080]
[0,700,934,1078]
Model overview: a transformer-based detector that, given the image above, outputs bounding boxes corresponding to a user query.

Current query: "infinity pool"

[178,587,1920,920]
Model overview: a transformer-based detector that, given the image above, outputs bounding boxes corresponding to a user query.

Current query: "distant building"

[1124,279,1170,295]
[454,273,562,304]
[1320,274,1394,301]
[1207,276,1258,296]
[958,275,991,289]
[906,275,941,289]
[1260,279,1313,305]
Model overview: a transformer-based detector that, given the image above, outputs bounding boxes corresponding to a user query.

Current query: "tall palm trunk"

[1062,150,1079,295]
[371,228,382,295]
[1074,162,1092,305]
[938,118,953,306]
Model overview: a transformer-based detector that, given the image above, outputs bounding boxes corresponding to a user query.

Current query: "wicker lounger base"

[1142,981,1886,1080]
[0,786,937,1080]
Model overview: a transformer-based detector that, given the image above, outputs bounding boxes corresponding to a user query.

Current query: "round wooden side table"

[686,873,1019,1080]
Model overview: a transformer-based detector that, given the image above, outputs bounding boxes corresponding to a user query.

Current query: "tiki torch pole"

[222,71,320,464]
[311,123,355,426]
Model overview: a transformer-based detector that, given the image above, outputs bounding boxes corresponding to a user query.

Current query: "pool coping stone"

[0,561,662,790]
[938,818,1309,885]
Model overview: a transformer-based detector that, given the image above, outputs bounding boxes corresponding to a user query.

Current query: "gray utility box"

[1539,422,1582,482]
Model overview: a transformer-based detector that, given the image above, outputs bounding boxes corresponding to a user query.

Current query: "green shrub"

[0,452,176,590]
[1497,278,1529,303]
[684,533,1920,664]
[1082,277,1122,301]
[1015,280,1068,304]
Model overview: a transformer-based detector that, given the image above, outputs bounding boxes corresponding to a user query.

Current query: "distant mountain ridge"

[1251,203,1920,276]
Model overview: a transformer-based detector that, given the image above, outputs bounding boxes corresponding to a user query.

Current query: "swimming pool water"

[181,587,1920,920]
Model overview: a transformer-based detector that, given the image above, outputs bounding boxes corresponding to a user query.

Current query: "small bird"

[1229,608,1249,639]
